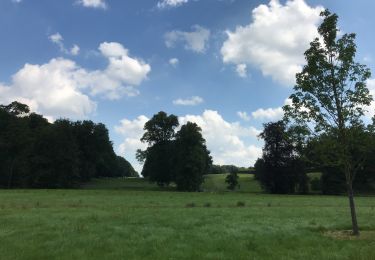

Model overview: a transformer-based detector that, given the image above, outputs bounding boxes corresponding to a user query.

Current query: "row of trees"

[209,165,254,175]
[0,101,137,188]
[137,112,212,191]
[255,121,375,195]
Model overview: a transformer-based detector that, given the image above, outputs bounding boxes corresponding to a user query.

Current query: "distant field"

[0,176,375,259]
[83,174,262,193]
[202,173,262,193]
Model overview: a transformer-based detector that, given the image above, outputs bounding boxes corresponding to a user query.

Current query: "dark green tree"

[225,169,239,191]
[255,121,307,194]
[115,156,138,177]
[138,112,179,186]
[173,122,212,191]
[283,10,372,235]
[30,119,80,188]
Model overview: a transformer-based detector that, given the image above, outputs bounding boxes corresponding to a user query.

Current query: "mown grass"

[0,176,374,259]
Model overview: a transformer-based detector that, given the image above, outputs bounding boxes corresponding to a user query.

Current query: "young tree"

[284,10,372,235]
[137,112,179,186]
[174,122,212,191]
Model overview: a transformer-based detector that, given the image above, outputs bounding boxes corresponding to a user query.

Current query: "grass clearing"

[0,176,374,259]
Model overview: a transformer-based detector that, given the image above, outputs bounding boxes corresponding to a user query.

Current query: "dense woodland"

[0,101,137,188]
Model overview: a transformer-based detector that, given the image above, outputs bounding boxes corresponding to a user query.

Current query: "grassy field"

[0,176,375,259]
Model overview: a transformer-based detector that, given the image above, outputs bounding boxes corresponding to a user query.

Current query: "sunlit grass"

[0,176,374,259]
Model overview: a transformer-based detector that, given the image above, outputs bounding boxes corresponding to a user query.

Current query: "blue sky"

[1,0,375,172]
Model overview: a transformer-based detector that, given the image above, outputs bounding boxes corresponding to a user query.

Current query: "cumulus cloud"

[115,116,149,172]
[76,0,107,9]
[0,42,151,120]
[252,107,284,121]
[221,0,324,85]
[49,33,80,56]
[169,58,179,67]
[251,99,292,121]
[0,59,96,120]
[173,96,203,106]
[237,111,250,121]
[157,0,188,9]
[115,110,262,172]
[179,110,262,166]
[165,25,210,53]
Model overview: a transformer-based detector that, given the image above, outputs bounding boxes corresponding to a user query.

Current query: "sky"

[1,0,375,172]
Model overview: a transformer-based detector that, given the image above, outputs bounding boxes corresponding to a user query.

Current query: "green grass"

[202,173,262,193]
[0,176,375,259]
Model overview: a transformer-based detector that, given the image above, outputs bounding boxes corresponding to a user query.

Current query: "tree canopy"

[0,101,138,189]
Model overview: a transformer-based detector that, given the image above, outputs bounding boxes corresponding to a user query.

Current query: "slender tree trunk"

[347,181,360,236]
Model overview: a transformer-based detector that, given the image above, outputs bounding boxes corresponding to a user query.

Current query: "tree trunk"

[347,181,360,236]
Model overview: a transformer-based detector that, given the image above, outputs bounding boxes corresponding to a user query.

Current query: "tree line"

[0,101,137,188]
[137,111,212,191]
[254,121,375,195]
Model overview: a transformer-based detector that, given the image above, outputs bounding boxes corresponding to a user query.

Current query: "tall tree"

[283,10,372,235]
[174,122,212,191]
[138,112,179,186]
[255,121,307,194]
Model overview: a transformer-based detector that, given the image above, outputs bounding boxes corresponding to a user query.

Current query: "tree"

[173,122,212,191]
[225,169,239,191]
[138,112,179,186]
[283,10,372,235]
[255,121,307,194]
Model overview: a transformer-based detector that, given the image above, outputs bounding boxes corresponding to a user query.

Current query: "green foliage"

[174,122,212,191]
[0,101,136,188]
[141,111,179,145]
[255,121,308,194]
[139,113,212,190]
[209,164,252,174]
[225,171,239,190]
[283,10,373,235]
[138,112,179,186]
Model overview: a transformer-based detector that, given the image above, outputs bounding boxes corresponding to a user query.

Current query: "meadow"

[0,175,374,259]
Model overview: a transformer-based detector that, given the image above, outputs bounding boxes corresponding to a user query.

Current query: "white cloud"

[169,58,179,67]
[49,33,80,56]
[251,98,292,121]
[237,111,250,121]
[115,116,149,172]
[180,110,262,167]
[366,79,375,119]
[0,42,151,120]
[76,0,107,9]
[236,64,247,78]
[165,25,210,53]
[157,0,188,9]
[12,0,22,3]
[252,107,284,121]
[173,96,203,106]
[49,33,63,44]
[115,110,262,172]
[0,58,96,120]
[221,0,324,85]
[70,45,80,56]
